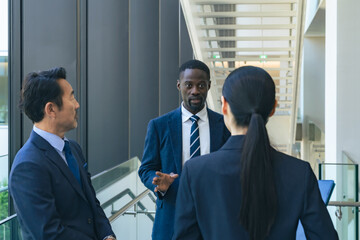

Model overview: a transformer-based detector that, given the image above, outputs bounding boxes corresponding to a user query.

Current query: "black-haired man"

[138,59,230,239]
[9,67,116,240]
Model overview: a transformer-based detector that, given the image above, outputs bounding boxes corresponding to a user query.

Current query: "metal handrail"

[0,214,17,226]
[328,201,360,207]
[319,163,358,166]
[328,201,360,221]
[101,187,154,222]
[108,189,150,223]
[101,188,134,209]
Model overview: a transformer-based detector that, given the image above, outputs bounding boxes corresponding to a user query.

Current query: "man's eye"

[186,84,191,88]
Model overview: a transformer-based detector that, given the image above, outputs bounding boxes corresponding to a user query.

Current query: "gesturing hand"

[152,171,179,192]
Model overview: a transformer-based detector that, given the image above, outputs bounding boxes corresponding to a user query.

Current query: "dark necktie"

[190,115,200,159]
[63,141,82,186]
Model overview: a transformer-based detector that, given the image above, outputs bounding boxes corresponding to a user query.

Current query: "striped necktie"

[190,115,200,159]
[63,141,82,186]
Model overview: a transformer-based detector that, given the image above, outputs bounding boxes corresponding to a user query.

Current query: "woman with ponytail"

[173,66,337,240]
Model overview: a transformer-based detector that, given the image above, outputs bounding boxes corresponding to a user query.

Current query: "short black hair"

[19,67,67,123]
[179,59,210,80]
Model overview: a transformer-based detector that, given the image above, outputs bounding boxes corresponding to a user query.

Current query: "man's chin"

[189,104,204,113]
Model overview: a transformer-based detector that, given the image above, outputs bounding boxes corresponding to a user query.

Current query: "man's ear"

[208,80,211,90]
[177,80,180,90]
[221,96,228,115]
[269,99,277,117]
[44,102,56,118]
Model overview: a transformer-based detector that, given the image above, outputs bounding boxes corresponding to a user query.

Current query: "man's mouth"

[190,98,202,104]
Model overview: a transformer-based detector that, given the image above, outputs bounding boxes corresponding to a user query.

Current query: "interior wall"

[336,0,360,164]
[22,0,79,143]
[88,0,130,173]
[267,115,290,151]
[303,37,325,132]
[10,0,193,175]
[159,0,181,115]
[301,37,325,164]
[129,0,160,161]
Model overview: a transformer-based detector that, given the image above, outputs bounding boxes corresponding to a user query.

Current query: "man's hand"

[152,171,179,192]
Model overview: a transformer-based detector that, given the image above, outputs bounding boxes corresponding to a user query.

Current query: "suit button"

[88,218,92,224]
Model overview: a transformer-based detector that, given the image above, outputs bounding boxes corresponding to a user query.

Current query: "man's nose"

[75,99,80,109]
[191,86,200,95]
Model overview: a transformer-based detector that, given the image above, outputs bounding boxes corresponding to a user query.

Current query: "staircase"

[180,0,306,154]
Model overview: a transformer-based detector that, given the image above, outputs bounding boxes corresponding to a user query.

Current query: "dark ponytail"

[240,113,277,240]
[222,66,277,240]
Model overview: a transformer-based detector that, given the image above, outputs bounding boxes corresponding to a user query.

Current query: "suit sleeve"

[72,141,115,239]
[301,163,339,240]
[86,171,115,239]
[173,163,202,240]
[9,162,93,240]
[138,120,162,196]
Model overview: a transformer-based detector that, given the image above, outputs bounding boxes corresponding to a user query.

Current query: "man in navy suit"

[138,60,230,240]
[9,67,116,240]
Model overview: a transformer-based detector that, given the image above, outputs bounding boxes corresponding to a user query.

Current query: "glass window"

[0,0,9,221]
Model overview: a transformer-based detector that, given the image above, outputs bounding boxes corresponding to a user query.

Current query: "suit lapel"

[168,107,183,175]
[31,131,88,202]
[207,109,223,152]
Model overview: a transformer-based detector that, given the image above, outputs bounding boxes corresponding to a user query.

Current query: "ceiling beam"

[192,0,298,4]
[200,36,296,41]
[198,24,296,29]
[206,56,294,61]
[203,47,294,52]
[212,67,293,71]
[214,76,293,80]
[195,11,297,18]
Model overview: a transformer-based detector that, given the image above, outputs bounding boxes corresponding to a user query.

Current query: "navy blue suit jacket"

[173,135,338,240]
[9,131,114,240]
[138,107,230,240]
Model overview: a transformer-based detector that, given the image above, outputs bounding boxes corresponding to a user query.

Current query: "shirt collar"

[181,102,208,123]
[33,125,68,152]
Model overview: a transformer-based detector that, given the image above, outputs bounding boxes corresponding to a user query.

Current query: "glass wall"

[319,161,359,240]
[0,0,9,221]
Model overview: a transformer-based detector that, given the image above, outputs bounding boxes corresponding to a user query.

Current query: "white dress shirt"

[33,125,68,165]
[181,103,210,165]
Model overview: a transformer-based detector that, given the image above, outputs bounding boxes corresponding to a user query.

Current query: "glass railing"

[92,157,155,240]
[319,153,359,240]
[3,153,360,239]
[0,154,9,224]
[0,109,7,125]
[0,186,8,222]
[0,54,9,126]
[0,214,21,240]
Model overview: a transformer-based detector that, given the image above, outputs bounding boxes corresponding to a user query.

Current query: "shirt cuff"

[103,235,116,240]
